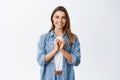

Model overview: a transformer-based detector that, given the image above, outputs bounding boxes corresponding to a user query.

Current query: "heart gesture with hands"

[59,38,66,50]
[53,38,66,52]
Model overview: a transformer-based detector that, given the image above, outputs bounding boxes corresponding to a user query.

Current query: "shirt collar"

[49,30,67,38]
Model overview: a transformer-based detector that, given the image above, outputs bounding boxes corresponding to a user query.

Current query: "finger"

[54,39,59,42]
[59,41,62,45]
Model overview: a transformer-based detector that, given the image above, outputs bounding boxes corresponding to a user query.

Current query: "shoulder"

[39,33,48,38]
[73,33,79,41]
[73,34,80,44]
[38,32,50,42]
[40,31,51,38]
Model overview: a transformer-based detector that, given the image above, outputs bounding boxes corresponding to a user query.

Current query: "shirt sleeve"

[37,34,47,66]
[68,36,81,66]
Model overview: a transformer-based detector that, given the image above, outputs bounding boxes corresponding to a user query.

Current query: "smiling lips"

[56,22,64,26]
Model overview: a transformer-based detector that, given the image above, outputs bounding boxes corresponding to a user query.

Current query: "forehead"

[53,11,66,16]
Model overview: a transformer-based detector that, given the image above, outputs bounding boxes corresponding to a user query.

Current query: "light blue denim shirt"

[37,30,81,80]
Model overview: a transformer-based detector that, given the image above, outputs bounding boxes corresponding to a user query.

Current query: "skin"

[45,11,72,63]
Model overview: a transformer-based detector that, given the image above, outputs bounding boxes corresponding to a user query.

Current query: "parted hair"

[49,6,76,45]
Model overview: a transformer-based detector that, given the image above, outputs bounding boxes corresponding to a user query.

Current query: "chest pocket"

[45,40,53,53]
[64,40,71,53]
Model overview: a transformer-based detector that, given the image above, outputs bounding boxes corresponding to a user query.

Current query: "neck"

[54,28,64,36]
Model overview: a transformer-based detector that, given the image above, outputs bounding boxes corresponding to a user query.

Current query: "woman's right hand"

[53,39,60,52]
[44,39,60,62]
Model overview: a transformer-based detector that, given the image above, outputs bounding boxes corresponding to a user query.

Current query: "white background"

[0,0,120,80]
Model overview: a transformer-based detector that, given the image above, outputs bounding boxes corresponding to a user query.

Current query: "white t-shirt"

[54,36,63,71]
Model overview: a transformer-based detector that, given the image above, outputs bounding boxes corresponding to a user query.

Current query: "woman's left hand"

[59,38,66,50]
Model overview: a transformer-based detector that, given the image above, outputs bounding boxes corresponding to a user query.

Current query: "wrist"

[60,48,65,52]
[53,49,58,53]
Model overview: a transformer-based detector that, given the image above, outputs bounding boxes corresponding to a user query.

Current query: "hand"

[59,38,66,50]
[53,39,60,52]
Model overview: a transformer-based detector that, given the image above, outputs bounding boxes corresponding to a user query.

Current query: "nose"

[58,18,62,22]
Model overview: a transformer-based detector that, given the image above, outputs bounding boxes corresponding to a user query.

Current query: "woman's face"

[52,11,66,29]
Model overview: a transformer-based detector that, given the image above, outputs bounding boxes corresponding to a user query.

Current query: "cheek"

[53,20,57,24]
[52,20,56,24]
[63,19,66,23]
[52,18,57,23]
[52,17,55,22]
[63,20,66,25]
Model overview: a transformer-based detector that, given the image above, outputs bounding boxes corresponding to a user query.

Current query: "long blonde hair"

[49,6,76,45]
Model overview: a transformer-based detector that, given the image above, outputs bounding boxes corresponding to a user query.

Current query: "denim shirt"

[37,30,81,80]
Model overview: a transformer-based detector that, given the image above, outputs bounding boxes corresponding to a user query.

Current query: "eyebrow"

[55,15,66,17]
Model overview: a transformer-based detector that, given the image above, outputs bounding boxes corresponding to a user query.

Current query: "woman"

[37,6,81,80]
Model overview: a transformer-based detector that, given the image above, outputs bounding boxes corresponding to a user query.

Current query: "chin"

[58,27,64,29]
[56,26,64,29]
